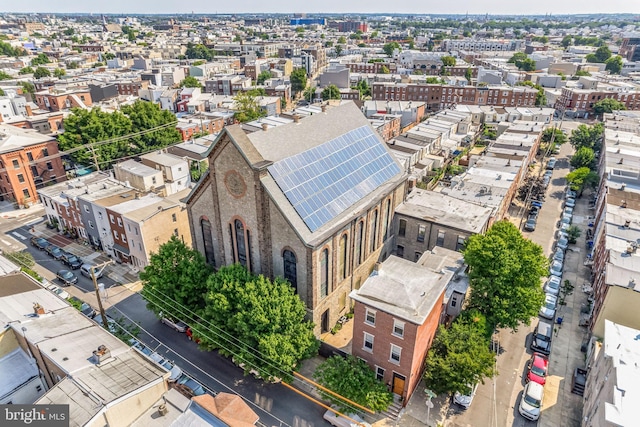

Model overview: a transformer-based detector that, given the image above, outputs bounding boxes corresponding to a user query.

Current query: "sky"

[2,1,639,16]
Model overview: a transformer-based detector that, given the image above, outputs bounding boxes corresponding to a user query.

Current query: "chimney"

[293,114,301,123]
[93,345,111,364]
[33,303,45,315]
[261,123,268,132]
[321,104,327,113]
[135,192,140,199]
[625,219,631,228]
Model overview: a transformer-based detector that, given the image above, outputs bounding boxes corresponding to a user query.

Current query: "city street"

[443,121,578,427]
[1,211,327,427]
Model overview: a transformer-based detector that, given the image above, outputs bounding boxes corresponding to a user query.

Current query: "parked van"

[531,320,553,355]
[80,263,103,279]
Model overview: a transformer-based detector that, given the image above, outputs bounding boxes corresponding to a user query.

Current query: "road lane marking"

[11,231,27,241]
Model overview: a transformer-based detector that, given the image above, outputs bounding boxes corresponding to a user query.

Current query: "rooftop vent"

[93,345,111,364]
[33,303,45,315]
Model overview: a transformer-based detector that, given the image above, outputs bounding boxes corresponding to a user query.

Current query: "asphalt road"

[5,217,328,426]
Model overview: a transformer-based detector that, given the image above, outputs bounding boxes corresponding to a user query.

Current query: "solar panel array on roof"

[268,125,401,232]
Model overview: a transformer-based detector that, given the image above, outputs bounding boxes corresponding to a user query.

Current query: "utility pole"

[89,144,100,172]
[92,260,114,329]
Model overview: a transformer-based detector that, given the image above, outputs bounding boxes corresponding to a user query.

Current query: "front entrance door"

[321,309,330,333]
[392,373,406,396]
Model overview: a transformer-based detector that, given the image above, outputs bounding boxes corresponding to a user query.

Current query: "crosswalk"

[11,231,27,241]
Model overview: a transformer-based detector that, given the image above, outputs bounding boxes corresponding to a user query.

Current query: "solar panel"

[268,126,401,232]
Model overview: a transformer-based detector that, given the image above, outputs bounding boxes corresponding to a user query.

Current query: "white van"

[323,408,371,427]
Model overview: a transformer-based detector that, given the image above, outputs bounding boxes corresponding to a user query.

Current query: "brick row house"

[0,124,65,207]
[372,82,538,111]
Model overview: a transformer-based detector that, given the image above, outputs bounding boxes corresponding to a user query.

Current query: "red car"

[527,352,549,385]
[186,327,201,344]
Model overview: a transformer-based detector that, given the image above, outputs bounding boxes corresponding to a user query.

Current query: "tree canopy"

[233,91,266,123]
[54,68,66,78]
[585,46,612,63]
[321,84,341,101]
[314,355,392,412]
[594,98,626,116]
[605,56,623,74]
[566,167,599,195]
[200,264,319,382]
[185,42,215,61]
[256,70,273,85]
[0,40,27,57]
[570,123,604,151]
[508,52,536,71]
[30,53,50,66]
[463,220,547,331]
[570,147,595,170]
[516,81,546,106]
[290,68,307,95]
[424,311,496,396]
[140,235,212,314]
[57,101,179,168]
[179,76,202,89]
[33,67,51,79]
[19,66,34,75]
[441,55,456,66]
[383,41,401,57]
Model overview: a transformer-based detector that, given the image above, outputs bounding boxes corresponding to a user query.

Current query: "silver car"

[550,260,563,277]
[453,383,479,409]
[539,293,558,319]
[519,381,544,421]
[565,198,576,208]
[545,276,562,296]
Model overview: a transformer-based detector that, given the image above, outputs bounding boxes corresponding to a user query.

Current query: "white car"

[323,409,371,427]
[566,189,577,199]
[545,276,562,296]
[556,236,569,251]
[160,315,188,333]
[519,381,544,421]
[45,282,70,300]
[550,260,563,277]
[559,215,572,227]
[453,383,479,409]
[539,293,558,319]
[565,198,576,208]
[563,206,574,217]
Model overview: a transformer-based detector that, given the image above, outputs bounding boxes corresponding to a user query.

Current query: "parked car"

[565,198,576,208]
[531,320,553,355]
[46,245,64,260]
[186,327,201,344]
[45,282,69,300]
[529,205,540,216]
[546,157,557,169]
[93,314,118,334]
[61,252,83,269]
[544,170,553,179]
[160,315,188,333]
[542,175,551,188]
[453,383,479,410]
[80,263,103,279]
[559,215,572,228]
[156,357,183,381]
[539,293,558,319]
[552,248,565,262]
[30,237,50,250]
[519,381,544,421]
[549,260,563,277]
[176,375,206,397]
[556,236,569,251]
[56,269,78,286]
[323,408,372,427]
[69,296,97,318]
[563,206,574,217]
[545,276,562,296]
[527,353,549,385]
[524,217,537,232]
[566,188,577,199]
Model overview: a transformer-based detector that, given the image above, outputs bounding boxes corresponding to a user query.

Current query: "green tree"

[566,167,599,196]
[0,40,27,57]
[574,70,591,77]
[4,251,35,269]
[303,86,316,103]
[605,55,623,74]
[321,84,341,101]
[594,45,612,62]
[33,67,51,79]
[561,35,572,48]
[593,98,626,116]
[383,41,401,57]
[423,312,496,396]
[19,66,34,75]
[179,76,202,89]
[140,235,212,315]
[257,70,273,85]
[379,65,390,74]
[314,355,392,412]
[119,101,181,153]
[337,36,347,44]
[541,128,567,146]
[463,220,547,331]
[0,88,4,96]
[507,52,527,64]
[103,52,115,60]
[18,81,35,97]
[233,91,266,123]
[290,68,307,96]
[352,80,371,98]
[0,71,11,80]
[54,68,66,78]
[570,147,595,170]
[185,42,214,61]
[200,264,319,382]
[570,123,604,151]
[518,58,536,71]
[63,27,75,36]
[441,55,456,67]
[192,60,205,66]
[465,67,473,82]
[31,53,50,66]
[67,61,79,69]
[334,45,343,56]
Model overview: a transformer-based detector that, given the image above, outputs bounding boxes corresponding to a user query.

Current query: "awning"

[112,243,130,256]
